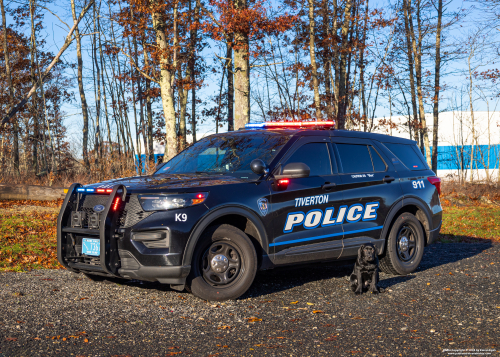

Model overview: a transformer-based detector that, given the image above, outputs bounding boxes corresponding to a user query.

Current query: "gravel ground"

[0,242,499,357]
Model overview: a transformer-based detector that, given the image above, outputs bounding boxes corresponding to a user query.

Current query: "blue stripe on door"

[269,226,384,247]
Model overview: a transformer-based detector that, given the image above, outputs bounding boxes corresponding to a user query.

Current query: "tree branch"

[116,46,160,84]
[1,0,95,125]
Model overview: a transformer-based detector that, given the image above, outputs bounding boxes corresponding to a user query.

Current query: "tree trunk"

[29,0,39,174]
[322,0,333,119]
[360,0,368,131]
[308,0,322,119]
[410,0,431,166]
[431,0,442,172]
[151,7,177,160]
[92,2,101,169]
[233,0,249,129]
[337,0,352,129]
[227,40,234,130]
[403,0,419,146]
[71,0,90,169]
[142,41,155,161]
[1,0,19,174]
[190,0,200,141]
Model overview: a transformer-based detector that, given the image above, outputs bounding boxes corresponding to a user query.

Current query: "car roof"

[237,129,416,144]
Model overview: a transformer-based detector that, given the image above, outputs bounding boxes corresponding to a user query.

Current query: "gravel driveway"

[1,242,499,357]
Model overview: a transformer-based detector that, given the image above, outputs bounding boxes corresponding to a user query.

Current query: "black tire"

[187,224,257,301]
[380,213,425,275]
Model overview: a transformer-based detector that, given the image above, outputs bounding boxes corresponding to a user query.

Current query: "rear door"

[332,138,403,257]
[270,137,344,264]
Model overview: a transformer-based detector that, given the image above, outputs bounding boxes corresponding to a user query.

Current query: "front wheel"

[187,224,257,301]
[380,213,425,275]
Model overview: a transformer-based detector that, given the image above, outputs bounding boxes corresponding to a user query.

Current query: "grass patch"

[439,201,500,243]
[0,209,61,272]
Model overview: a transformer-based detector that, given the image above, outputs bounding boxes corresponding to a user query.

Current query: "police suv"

[57,121,442,301]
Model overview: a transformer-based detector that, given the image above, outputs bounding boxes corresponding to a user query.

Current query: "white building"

[372,111,500,181]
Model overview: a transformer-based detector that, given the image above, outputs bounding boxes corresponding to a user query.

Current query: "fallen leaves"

[5,337,17,341]
[0,209,62,272]
[290,301,298,304]
[312,310,324,314]
[247,317,262,323]
[217,326,231,330]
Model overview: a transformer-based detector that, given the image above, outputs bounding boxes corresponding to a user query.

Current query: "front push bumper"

[57,183,191,287]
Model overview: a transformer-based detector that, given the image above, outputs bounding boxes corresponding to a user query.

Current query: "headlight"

[138,193,208,211]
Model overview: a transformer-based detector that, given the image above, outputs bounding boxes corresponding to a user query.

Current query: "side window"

[369,146,387,172]
[383,143,428,170]
[284,143,332,176]
[336,144,373,173]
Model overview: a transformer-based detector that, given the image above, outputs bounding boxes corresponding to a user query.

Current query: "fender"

[182,205,269,266]
[379,196,433,254]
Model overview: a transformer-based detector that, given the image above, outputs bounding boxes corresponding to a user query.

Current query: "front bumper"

[119,264,191,284]
[57,184,190,285]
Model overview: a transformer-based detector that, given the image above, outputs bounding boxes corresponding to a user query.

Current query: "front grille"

[77,195,108,227]
[121,195,153,228]
[69,193,152,229]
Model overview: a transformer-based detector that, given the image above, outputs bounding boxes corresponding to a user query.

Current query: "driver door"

[270,138,344,264]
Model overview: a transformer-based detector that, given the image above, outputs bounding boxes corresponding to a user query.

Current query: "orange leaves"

[247,317,262,323]
[201,0,297,44]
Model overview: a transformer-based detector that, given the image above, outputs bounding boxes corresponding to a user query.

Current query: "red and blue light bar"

[77,187,113,194]
[245,121,335,129]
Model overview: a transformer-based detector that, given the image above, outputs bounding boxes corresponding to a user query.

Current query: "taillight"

[427,176,441,196]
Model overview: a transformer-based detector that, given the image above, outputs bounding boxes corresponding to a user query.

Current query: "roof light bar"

[245,121,335,129]
[77,187,114,194]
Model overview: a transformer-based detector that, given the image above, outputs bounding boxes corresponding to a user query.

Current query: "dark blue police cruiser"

[57,121,442,301]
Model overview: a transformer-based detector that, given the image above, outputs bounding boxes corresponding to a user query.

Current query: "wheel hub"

[399,236,409,252]
[210,254,229,273]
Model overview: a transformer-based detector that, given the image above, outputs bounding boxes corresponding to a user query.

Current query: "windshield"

[155,132,291,177]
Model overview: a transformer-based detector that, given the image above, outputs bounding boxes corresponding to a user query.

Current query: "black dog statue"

[350,243,381,295]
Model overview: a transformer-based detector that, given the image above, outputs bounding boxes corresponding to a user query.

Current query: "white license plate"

[82,238,100,256]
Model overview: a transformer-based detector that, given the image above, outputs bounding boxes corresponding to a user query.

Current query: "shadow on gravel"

[94,242,494,299]
[416,242,493,273]
[378,275,415,289]
[243,259,356,298]
[241,242,494,299]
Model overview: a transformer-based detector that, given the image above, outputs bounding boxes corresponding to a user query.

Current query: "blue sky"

[7,0,500,154]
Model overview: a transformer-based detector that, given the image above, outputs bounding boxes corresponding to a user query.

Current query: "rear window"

[383,143,428,170]
[336,144,387,173]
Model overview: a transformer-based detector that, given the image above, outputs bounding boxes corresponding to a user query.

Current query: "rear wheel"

[187,224,257,301]
[380,213,425,275]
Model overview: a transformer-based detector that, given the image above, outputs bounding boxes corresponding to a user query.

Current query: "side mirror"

[250,159,269,175]
[275,162,310,179]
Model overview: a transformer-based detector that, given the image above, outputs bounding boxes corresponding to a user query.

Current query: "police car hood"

[84,173,250,193]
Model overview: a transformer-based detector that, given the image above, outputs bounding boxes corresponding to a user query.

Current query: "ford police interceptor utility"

[57,121,442,301]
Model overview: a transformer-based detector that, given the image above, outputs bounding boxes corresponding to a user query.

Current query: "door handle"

[322,182,337,190]
[383,176,395,183]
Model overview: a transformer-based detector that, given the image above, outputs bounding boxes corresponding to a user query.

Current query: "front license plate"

[82,238,100,256]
